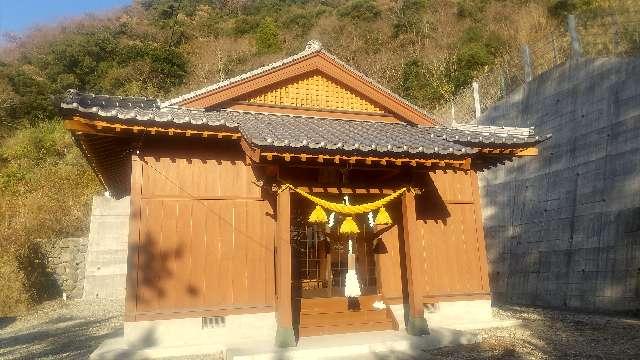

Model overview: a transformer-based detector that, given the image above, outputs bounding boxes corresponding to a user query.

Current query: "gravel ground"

[424,306,640,360]
[1,300,638,359]
[0,299,123,359]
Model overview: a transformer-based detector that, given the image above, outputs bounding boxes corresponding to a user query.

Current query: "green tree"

[393,0,429,37]
[399,58,452,108]
[449,26,505,92]
[548,0,602,18]
[255,17,281,54]
[456,0,489,20]
[337,0,381,23]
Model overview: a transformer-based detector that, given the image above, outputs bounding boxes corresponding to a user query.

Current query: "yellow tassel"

[308,205,328,223]
[374,206,392,225]
[340,217,360,235]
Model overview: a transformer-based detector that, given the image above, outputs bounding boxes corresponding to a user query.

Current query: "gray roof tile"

[61,90,549,158]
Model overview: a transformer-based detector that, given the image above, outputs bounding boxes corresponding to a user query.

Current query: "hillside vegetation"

[0,0,635,314]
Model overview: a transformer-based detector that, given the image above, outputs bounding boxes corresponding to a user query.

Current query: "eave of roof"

[61,90,550,160]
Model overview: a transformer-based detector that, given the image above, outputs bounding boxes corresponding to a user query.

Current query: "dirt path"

[1,301,638,359]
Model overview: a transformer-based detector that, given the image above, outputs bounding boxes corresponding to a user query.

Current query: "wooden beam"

[401,190,428,335]
[294,186,395,194]
[259,152,471,169]
[69,116,242,139]
[240,138,261,163]
[477,147,539,156]
[64,119,116,136]
[515,147,539,156]
[275,188,295,347]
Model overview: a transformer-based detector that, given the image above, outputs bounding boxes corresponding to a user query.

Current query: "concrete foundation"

[388,304,407,330]
[91,312,277,359]
[479,57,640,312]
[92,327,480,360]
[423,299,519,330]
[82,195,130,300]
[388,300,518,333]
[124,312,277,348]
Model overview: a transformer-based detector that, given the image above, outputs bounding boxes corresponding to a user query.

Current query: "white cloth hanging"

[344,239,361,298]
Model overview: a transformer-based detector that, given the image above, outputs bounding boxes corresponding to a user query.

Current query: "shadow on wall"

[132,230,201,308]
[478,57,640,314]
[16,241,61,303]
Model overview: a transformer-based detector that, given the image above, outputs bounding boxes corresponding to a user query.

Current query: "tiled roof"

[62,90,548,158]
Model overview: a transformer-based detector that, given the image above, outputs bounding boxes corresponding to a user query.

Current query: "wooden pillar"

[275,188,296,347]
[125,155,142,322]
[470,171,491,294]
[401,190,428,336]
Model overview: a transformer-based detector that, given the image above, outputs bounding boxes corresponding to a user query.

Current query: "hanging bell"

[374,206,392,225]
[308,205,328,224]
[339,216,360,235]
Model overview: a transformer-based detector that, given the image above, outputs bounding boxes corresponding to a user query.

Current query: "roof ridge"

[220,108,414,126]
[63,89,160,104]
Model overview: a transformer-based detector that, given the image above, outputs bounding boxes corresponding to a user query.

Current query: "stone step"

[228,328,481,360]
[300,309,390,325]
[299,319,395,337]
[83,273,127,299]
[84,249,128,266]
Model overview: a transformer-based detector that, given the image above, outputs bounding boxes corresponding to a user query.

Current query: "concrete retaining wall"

[82,195,130,300]
[478,57,640,312]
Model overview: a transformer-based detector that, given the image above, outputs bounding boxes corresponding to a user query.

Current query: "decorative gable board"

[240,74,385,114]
[177,53,437,126]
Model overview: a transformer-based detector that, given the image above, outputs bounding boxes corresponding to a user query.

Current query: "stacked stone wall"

[44,237,89,299]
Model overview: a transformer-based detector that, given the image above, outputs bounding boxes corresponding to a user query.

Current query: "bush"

[449,26,506,91]
[548,0,602,18]
[456,0,489,20]
[282,8,325,37]
[255,17,281,54]
[399,58,453,108]
[392,0,429,37]
[0,122,99,315]
[231,15,262,36]
[337,0,381,23]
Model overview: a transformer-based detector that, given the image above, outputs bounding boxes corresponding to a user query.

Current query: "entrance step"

[228,328,481,360]
[299,295,397,337]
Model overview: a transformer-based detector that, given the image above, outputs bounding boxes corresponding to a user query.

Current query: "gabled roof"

[161,40,441,125]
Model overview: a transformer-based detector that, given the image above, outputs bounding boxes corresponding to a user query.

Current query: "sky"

[0,0,132,35]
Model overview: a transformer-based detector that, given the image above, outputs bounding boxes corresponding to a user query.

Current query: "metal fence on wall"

[435,12,640,124]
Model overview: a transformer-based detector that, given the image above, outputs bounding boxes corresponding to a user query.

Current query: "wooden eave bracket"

[64,116,242,139]
[258,152,472,170]
[477,147,539,157]
[240,138,261,163]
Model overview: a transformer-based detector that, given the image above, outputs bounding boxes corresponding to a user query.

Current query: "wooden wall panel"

[130,145,275,320]
[375,224,403,303]
[414,170,490,301]
[141,155,261,199]
[136,198,275,316]
[429,169,474,203]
